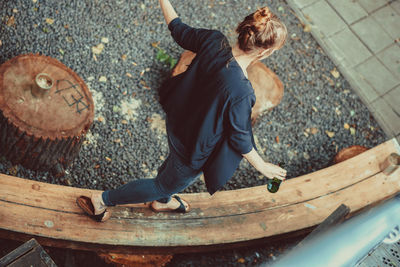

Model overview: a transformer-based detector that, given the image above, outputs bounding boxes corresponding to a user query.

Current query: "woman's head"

[236,7,287,57]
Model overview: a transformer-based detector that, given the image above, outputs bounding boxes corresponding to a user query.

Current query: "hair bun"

[255,7,272,23]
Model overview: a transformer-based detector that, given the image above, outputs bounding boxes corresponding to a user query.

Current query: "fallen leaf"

[45,18,54,24]
[312,106,318,112]
[132,62,137,66]
[121,54,127,61]
[325,130,335,138]
[140,3,146,9]
[99,76,107,82]
[42,27,49,33]
[151,41,160,48]
[275,136,280,143]
[0,40,2,47]
[303,24,311,32]
[64,24,69,29]
[121,120,128,124]
[335,108,341,115]
[344,123,350,129]
[12,8,18,13]
[59,48,65,55]
[8,165,18,176]
[114,139,121,143]
[311,128,319,134]
[101,37,109,43]
[97,116,104,122]
[92,43,104,55]
[105,157,112,162]
[94,164,100,169]
[350,110,355,116]
[126,72,132,78]
[330,68,340,78]
[237,258,245,264]
[6,16,15,27]
[350,127,356,135]
[32,0,37,3]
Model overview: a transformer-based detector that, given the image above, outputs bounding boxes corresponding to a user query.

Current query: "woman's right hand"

[260,162,287,180]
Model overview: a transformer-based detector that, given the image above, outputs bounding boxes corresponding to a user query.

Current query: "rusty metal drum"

[0,54,94,176]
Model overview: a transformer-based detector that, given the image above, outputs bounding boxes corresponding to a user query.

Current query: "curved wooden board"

[0,139,399,253]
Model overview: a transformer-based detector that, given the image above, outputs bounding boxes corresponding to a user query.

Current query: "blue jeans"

[102,147,201,206]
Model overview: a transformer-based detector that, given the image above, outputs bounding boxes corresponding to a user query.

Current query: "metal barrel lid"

[0,54,94,140]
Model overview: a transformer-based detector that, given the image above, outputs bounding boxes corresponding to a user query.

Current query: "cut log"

[334,145,369,163]
[0,54,94,175]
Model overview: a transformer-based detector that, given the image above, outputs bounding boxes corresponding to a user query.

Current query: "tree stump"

[334,145,369,164]
[0,54,94,176]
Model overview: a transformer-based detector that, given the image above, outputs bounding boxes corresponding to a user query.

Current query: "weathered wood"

[0,238,57,267]
[0,54,94,174]
[0,139,398,254]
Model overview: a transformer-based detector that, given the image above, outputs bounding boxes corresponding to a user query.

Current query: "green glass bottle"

[267,177,282,193]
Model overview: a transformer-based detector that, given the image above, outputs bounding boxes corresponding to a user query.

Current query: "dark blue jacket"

[159,18,256,194]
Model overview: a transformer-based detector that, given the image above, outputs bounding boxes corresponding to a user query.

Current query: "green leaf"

[156,49,165,60]
[169,58,177,69]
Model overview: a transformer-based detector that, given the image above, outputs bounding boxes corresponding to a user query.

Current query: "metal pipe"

[270,194,400,267]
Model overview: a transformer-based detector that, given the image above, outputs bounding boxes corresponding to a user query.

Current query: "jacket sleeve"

[168,17,223,53]
[227,94,255,155]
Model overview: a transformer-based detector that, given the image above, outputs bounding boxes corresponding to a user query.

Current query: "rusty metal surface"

[0,54,94,139]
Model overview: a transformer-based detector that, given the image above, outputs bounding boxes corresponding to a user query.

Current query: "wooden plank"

[0,139,398,253]
[0,238,57,267]
[0,171,398,249]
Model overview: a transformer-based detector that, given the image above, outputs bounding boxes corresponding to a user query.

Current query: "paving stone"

[382,86,400,115]
[303,0,347,37]
[371,97,400,136]
[325,28,372,68]
[291,0,320,9]
[346,68,380,104]
[327,0,368,25]
[358,0,389,14]
[377,44,400,79]
[391,1,400,15]
[355,56,399,96]
[372,5,400,40]
[351,16,393,53]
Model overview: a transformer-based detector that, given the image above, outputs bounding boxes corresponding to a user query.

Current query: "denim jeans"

[102,146,202,206]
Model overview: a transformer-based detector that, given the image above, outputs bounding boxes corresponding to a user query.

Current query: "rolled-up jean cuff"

[102,191,115,206]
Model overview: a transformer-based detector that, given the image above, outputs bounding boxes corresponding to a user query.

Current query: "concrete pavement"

[287,0,400,143]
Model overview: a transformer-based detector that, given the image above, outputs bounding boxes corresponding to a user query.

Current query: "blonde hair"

[236,7,287,53]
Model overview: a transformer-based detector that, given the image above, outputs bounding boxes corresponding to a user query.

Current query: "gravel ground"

[0,0,387,266]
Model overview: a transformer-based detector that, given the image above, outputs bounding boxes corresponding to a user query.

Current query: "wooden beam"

[0,139,398,254]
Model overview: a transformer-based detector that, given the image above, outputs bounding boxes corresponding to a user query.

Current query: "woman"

[77,0,288,222]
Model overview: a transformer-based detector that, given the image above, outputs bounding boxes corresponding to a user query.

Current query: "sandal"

[150,195,190,213]
[76,196,111,222]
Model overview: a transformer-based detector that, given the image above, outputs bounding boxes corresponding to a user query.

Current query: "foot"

[91,192,106,215]
[150,195,190,213]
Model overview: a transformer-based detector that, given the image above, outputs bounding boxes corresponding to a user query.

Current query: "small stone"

[92,43,104,55]
[99,76,107,82]
[101,37,109,43]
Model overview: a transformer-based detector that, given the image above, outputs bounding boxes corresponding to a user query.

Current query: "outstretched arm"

[159,0,178,25]
[242,148,287,180]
